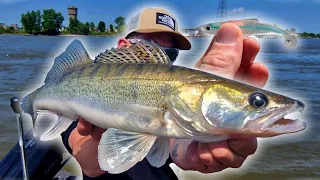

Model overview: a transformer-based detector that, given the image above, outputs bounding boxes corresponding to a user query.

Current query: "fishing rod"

[10,97,29,180]
[0,97,76,180]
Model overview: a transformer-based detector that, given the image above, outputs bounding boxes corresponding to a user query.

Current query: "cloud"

[232,7,244,14]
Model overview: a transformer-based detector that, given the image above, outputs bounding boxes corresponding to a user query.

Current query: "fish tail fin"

[283,30,297,48]
[44,39,93,83]
[21,88,41,136]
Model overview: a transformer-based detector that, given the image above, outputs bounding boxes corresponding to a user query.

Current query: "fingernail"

[216,24,237,44]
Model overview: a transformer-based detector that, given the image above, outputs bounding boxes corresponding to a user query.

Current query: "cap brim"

[131,29,191,50]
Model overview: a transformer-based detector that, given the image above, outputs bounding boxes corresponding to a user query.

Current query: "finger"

[235,37,260,81]
[77,117,93,136]
[227,138,258,157]
[91,126,106,141]
[208,141,246,168]
[194,36,216,67]
[195,23,244,78]
[186,141,207,171]
[243,62,269,87]
[198,143,227,172]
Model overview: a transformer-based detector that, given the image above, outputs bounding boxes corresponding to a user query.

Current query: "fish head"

[199,81,306,137]
[197,23,219,35]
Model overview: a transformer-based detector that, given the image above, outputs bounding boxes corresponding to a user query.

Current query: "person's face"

[117,32,177,49]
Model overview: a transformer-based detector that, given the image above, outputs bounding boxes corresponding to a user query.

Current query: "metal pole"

[10,97,29,180]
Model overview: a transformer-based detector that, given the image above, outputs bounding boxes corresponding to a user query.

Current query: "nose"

[294,100,305,112]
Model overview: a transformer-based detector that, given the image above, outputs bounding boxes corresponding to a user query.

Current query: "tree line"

[21,9,64,35]
[67,16,125,35]
[301,32,320,38]
[17,8,126,36]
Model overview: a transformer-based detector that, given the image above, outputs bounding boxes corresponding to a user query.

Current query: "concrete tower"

[68,6,78,20]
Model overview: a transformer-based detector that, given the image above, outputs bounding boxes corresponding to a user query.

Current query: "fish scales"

[36,63,213,109]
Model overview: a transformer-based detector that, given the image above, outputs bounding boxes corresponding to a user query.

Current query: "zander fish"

[21,39,306,174]
[197,18,297,48]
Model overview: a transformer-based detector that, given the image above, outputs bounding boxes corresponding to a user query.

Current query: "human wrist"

[61,120,78,154]
[169,139,193,168]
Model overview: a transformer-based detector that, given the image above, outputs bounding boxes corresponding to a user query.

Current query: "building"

[68,6,78,20]
[10,24,18,30]
[0,23,7,29]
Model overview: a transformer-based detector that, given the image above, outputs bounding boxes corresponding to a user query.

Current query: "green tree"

[0,26,5,34]
[21,11,38,34]
[115,16,125,27]
[98,21,106,32]
[317,33,320,38]
[34,10,42,34]
[8,26,15,32]
[109,24,114,33]
[68,19,90,35]
[310,33,316,38]
[301,32,308,37]
[89,22,95,32]
[85,22,90,33]
[115,16,126,33]
[78,21,90,35]
[69,18,78,34]
[42,9,64,35]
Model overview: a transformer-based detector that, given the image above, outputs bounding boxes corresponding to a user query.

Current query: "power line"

[216,0,227,21]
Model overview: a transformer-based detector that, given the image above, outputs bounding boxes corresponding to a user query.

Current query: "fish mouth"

[245,100,306,135]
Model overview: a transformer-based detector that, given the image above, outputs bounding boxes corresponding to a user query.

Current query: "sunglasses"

[127,38,179,62]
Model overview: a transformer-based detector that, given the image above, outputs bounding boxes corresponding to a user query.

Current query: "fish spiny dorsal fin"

[94,40,170,65]
[45,39,92,83]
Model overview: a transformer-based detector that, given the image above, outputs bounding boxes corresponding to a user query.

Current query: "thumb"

[195,23,243,79]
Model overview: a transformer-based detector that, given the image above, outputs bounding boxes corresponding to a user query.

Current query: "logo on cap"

[156,13,176,30]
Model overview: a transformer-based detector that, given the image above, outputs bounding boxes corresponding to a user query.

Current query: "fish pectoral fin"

[146,137,170,168]
[39,113,74,141]
[98,128,157,174]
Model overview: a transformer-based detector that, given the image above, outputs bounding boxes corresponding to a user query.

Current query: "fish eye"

[249,92,269,108]
[206,26,211,31]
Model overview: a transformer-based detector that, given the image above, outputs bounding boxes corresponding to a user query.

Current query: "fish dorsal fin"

[45,39,92,83]
[94,40,171,65]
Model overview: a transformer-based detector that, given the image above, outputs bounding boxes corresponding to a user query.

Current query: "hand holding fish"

[68,23,269,176]
[170,23,268,173]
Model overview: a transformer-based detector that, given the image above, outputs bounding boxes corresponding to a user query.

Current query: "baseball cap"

[125,8,191,50]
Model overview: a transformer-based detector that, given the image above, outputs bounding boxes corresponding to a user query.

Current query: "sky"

[0,0,319,33]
